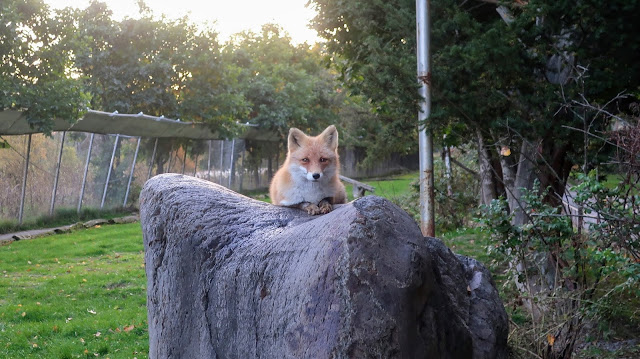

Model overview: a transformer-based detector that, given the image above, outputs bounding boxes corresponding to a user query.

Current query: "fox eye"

[319,157,328,163]
[301,158,309,163]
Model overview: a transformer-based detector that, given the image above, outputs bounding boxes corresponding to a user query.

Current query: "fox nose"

[312,173,320,180]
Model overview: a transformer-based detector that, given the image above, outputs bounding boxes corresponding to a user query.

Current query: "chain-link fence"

[0,132,280,224]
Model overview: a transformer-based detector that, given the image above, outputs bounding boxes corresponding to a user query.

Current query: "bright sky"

[44,0,321,44]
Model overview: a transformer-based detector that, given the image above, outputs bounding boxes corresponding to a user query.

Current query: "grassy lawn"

[242,171,419,203]
[344,172,417,201]
[0,223,148,359]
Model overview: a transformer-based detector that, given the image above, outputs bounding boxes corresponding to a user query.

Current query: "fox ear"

[288,128,306,151]
[321,125,338,150]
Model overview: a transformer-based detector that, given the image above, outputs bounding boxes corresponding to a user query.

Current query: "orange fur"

[269,125,346,215]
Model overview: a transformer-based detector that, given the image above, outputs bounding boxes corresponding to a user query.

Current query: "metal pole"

[78,133,94,213]
[219,140,225,184]
[207,140,212,181]
[167,146,174,172]
[416,0,435,236]
[101,134,120,209]
[49,131,66,216]
[228,139,236,188]
[181,145,187,174]
[18,134,32,225]
[147,137,158,181]
[123,137,141,207]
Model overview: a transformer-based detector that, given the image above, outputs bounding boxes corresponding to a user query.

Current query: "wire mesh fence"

[0,128,418,225]
[0,132,280,224]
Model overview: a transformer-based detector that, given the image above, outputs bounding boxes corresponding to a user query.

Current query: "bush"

[477,174,640,358]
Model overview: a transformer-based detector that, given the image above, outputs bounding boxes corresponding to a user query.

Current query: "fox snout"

[308,172,322,181]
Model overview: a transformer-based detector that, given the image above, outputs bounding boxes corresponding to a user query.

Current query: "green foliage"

[72,1,245,137]
[224,24,342,137]
[478,175,640,356]
[309,0,419,161]
[0,0,89,134]
[380,148,479,232]
[572,172,640,295]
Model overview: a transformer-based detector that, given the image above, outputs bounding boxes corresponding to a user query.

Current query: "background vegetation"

[2,0,640,358]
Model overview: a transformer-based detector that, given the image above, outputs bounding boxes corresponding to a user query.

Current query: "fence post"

[78,133,94,213]
[101,134,120,209]
[181,144,187,174]
[228,139,236,188]
[167,146,174,172]
[207,140,212,181]
[49,131,66,216]
[123,137,141,207]
[193,154,199,177]
[147,137,158,181]
[18,134,32,225]
[219,140,225,184]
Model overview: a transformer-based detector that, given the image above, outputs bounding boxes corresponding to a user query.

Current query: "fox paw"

[304,204,322,215]
[318,201,333,214]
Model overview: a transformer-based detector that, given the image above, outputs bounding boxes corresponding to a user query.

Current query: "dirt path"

[0,215,139,245]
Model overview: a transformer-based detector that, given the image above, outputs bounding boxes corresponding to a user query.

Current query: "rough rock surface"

[140,174,508,358]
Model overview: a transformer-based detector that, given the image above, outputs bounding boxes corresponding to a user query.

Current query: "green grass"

[440,227,490,263]
[241,171,419,203]
[0,222,148,358]
[344,172,417,201]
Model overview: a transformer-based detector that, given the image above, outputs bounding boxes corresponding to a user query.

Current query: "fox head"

[287,125,340,182]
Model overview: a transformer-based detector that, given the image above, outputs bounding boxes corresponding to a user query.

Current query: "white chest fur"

[278,165,336,206]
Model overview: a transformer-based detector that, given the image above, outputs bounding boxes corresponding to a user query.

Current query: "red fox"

[269,125,347,215]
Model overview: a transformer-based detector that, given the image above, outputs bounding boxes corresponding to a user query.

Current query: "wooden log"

[339,174,375,198]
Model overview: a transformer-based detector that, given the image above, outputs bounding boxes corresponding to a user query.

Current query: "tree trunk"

[509,139,539,226]
[140,174,509,359]
[477,130,497,206]
[443,144,453,196]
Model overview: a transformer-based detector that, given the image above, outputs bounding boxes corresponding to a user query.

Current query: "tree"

[309,0,640,206]
[309,1,640,355]
[0,0,88,134]
[222,24,346,176]
[223,24,341,137]
[309,0,420,162]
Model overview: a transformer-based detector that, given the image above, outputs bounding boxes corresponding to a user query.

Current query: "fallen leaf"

[500,146,511,156]
[87,309,97,315]
[32,343,38,348]
[547,333,555,346]
[95,332,101,337]
[66,317,72,323]
[124,325,135,332]
[80,338,85,344]
[84,349,89,354]
[82,279,87,282]
[36,302,41,306]
[21,312,26,317]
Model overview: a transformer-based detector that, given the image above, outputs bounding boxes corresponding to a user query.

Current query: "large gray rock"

[140,174,508,358]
